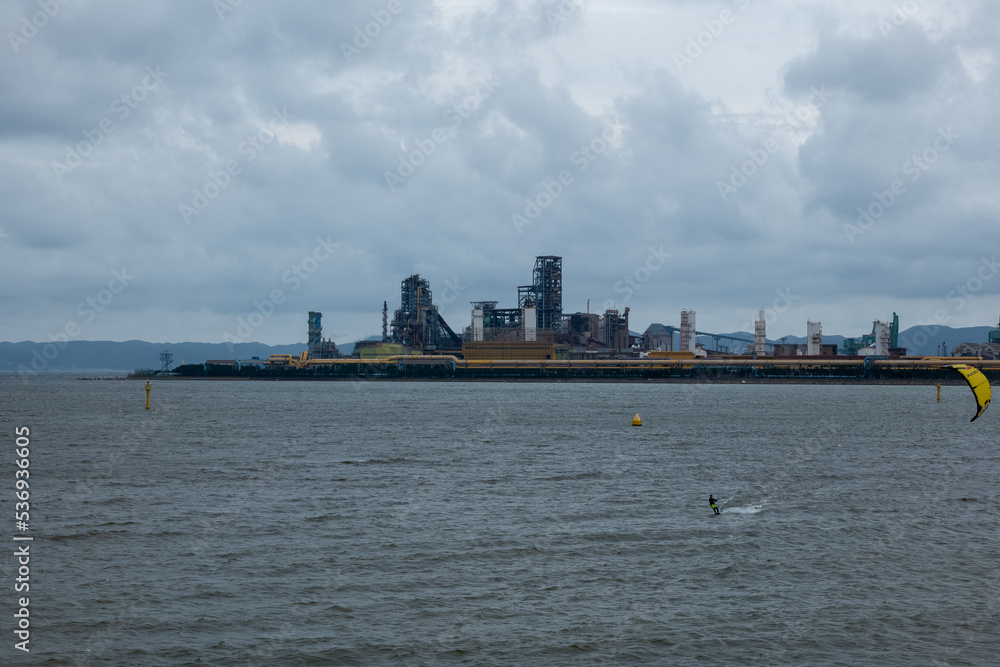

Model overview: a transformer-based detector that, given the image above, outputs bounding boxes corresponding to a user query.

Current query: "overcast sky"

[2,0,998,346]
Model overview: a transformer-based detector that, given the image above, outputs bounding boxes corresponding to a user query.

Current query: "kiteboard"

[946,364,992,422]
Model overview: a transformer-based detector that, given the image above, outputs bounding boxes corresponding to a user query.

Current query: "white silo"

[874,321,890,356]
[807,321,822,356]
[754,309,766,357]
[680,309,696,352]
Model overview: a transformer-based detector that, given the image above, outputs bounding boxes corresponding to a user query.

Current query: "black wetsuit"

[709,496,720,514]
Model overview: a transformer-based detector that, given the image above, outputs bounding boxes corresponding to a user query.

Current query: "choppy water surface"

[2,377,998,665]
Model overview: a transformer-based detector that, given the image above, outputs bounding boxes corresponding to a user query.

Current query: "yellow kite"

[947,364,992,422]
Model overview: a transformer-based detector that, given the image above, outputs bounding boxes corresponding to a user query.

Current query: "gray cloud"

[2,0,998,345]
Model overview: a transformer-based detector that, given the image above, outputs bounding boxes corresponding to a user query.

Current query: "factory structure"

[386,274,463,351]
[297,255,629,362]
[291,254,918,366]
[951,315,1000,359]
[307,311,341,359]
[178,253,1000,380]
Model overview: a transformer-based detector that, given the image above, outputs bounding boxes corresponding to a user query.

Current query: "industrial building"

[181,255,1000,380]
[952,342,1000,359]
[842,314,902,356]
[459,255,634,360]
[643,323,673,352]
[288,256,950,370]
[773,343,839,356]
[307,311,341,359]
[951,316,1000,359]
[466,256,564,345]
[386,274,463,352]
[640,322,762,356]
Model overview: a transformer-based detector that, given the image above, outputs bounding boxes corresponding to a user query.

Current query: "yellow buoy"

[632,412,642,427]
[145,381,152,410]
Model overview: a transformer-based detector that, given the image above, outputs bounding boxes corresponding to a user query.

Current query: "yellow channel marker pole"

[145,381,152,410]
[936,382,941,403]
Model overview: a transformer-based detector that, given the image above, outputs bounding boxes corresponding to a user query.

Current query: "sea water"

[1,376,997,665]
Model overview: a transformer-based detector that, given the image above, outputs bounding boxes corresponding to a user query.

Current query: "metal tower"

[389,275,462,350]
[532,255,562,331]
[308,312,323,357]
[382,301,388,343]
[390,275,432,347]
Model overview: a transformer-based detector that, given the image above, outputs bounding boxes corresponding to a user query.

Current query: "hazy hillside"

[0,340,308,373]
[708,326,994,356]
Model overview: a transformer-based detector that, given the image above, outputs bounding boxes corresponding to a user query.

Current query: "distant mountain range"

[0,325,994,372]
[0,340,308,374]
[705,325,995,356]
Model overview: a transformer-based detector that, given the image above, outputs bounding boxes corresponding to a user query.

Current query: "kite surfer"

[709,494,720,515]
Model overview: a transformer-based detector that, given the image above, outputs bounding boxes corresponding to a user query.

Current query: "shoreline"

[124,374,970,385]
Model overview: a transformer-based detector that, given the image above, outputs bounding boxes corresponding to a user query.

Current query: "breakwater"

[167,357,1000,383]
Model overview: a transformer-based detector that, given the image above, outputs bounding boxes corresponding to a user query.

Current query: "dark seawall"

[153,358,1000,383]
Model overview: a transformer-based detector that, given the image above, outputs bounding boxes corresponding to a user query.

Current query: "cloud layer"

[2,0,998,345]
